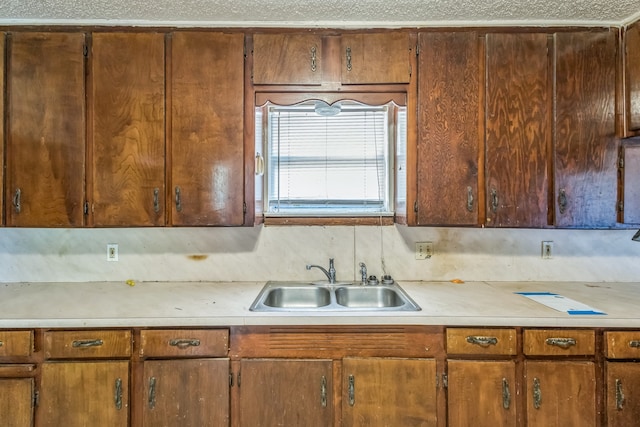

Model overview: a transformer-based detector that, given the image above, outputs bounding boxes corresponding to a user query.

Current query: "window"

[256,100,404,217]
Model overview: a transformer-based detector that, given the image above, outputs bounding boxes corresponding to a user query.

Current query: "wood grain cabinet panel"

[416,31,481,225]
[139,329,229,358]
[252,34,323,85]
[605,330,640,359]
[6,32,86,227]
[142,358,229,427]
[170,32,245,226]
[89,32,165,226]
[340,32,412,84]
[0,378,34,427]
[606,362,640,427]
[554,31,618,228]
[44,330,132,359]
[485,33,551,227]
[341,357,437,427]
[239,358,333,427]
[447,328,517,356]
[626,22,640,133]
[523,329,595,356]
[0,331,33,358]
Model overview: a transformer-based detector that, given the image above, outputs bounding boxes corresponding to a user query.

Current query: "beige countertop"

[1,280,639,328]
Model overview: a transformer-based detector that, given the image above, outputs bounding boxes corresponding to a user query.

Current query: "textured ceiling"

[1,0,640,27]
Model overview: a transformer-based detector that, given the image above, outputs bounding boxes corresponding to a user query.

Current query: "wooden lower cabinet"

[238,358,333,427]
[524,360,596,427]
[0,377,34,427]
[447,360,516,427]
[141,358,229,427]
[37,361,130,427]
[605,362,640,426]
[341,357,437,427]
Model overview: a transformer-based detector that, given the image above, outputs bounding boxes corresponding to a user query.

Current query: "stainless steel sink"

[250,281,421,312]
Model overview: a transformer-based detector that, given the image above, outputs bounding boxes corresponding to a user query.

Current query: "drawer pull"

[466,336,498,347]
[148,377,157,409]
[616,379,625,410]
[502,378,511,409]
[72,339,104,348]
[114,378,123,410]
[545,337,576,349]
[533,377,542,409]
[169,338,200,349]
[629,340,640,348]
[321,375,327,408]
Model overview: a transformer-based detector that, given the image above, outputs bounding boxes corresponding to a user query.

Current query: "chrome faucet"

[306,258,336,284]
[359,262,367,284]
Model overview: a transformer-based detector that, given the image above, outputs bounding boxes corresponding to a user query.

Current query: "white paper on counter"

[516,292,606,315]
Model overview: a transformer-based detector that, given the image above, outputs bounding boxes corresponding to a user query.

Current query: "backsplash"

[0,225,638,283]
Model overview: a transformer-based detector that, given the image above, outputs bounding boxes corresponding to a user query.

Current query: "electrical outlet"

[541,241,553,259]
[107,244,119,262]
[415,242,434,260]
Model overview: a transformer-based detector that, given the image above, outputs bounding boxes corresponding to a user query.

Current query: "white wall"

[0,225,638,283]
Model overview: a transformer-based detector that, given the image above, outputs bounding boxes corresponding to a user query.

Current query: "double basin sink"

[249,281,421,312]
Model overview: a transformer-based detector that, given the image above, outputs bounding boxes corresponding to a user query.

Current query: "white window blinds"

[264,101,394,215]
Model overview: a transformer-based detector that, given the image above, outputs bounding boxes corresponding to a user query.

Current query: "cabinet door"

[0,378,34,427]
[6,32,86,227]
[170,32,245,226]
[606,362,640,427]
[90,32,165,226]
[239,359,332,427]
[416,31,480,225]
[626,22,640,132]
[142,359,229,427]
[447,360,516,427]
[341,33,412,84]
[485,33,550,227]
[525,361,596,427]
[342,357,437,427]
[554,31,618,228]
[38,361,129,427]
[253,34,323,85]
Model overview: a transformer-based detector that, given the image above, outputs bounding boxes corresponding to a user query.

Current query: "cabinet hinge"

[243,202,247,214]
[442,373,448,389]
[83,44,88,57]
[33,389,39,407]
[415,43,420,56]
[619,157,625,169]
[619,201,624,212]
[413,200,418,213]
[229,372,234,387]
[84,201,89,215]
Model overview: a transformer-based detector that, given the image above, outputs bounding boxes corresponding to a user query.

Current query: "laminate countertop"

[1,280,639,328]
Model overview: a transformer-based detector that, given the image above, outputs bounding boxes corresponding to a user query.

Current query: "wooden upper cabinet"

[6,32,86,227]
[340,32,412,84]
[485,33,551,227]
[252,34,323,85]
[416,31,481,225]
[89,32,165,226]
[252,32,411,86]
[554,31,618,228]
[170,32,245,226]
[626,22,640,133]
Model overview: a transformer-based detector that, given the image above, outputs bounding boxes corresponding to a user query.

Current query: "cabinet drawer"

[0,331,33,357]
[605,331,640,359]
[523,329,595,356]
[446,328,517,355]
[140,329,229,358]
[44,330,132,359]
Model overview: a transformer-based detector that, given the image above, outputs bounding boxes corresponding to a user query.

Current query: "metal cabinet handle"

[502,378,511,409]
[545,337,576,349]
[72,339,104,348]
[13,189,21,213]
[490,188,498,213]
[629,340,640,348]
[153,188,160,213]
[255,153,265,176]
[467,186,474,212]
[533,377,542,409]
[616,379,625,410]
[310,46,317,72]
[321,375,327,408]
[558,189,568,214]
[114,378,123,410]
[174,187,182,212]
[466,336,498,347]
[345,47,352,71]
[348,374,355,406]
[148,377,157,409]
[169,338,200,349]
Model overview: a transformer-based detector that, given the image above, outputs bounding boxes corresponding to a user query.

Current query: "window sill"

[263,216,395,226]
